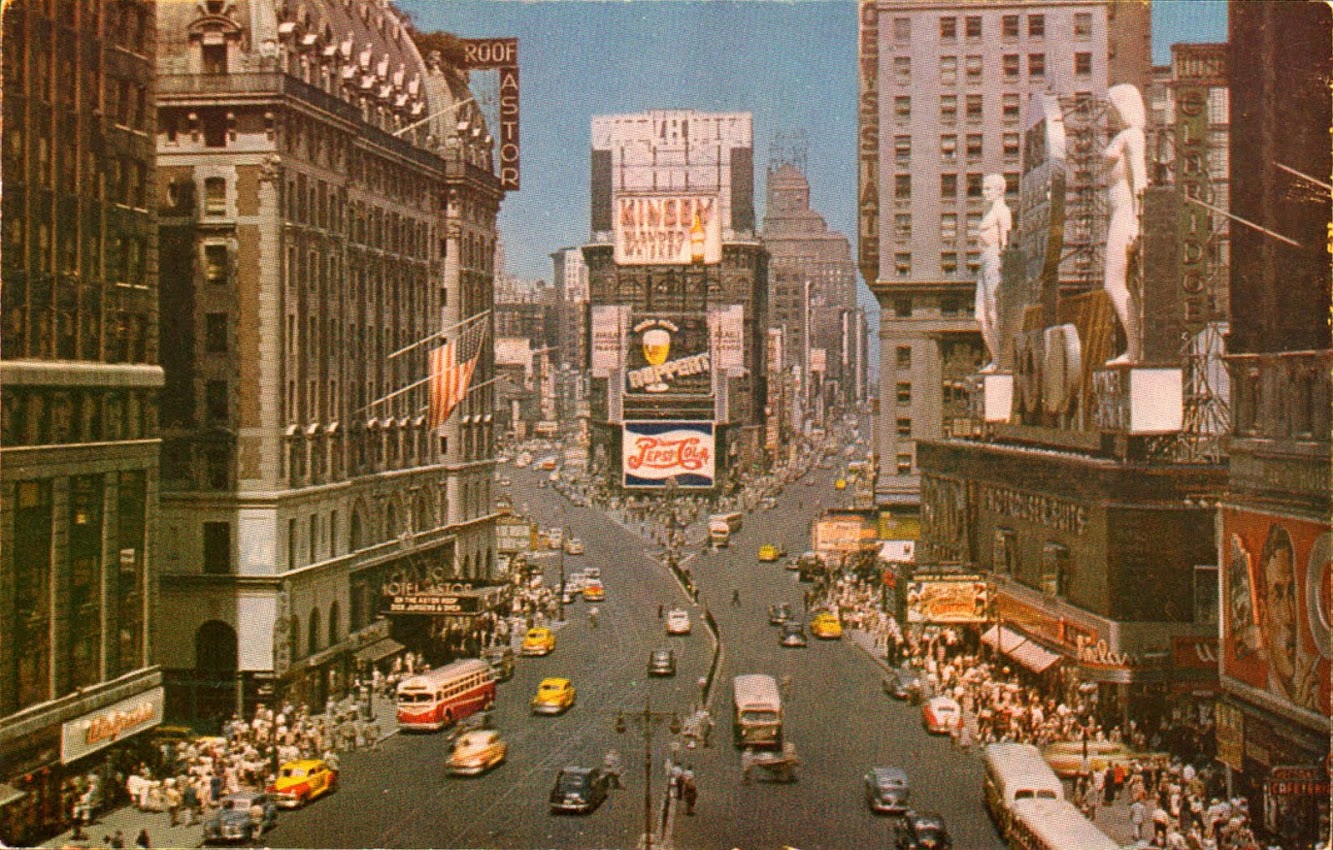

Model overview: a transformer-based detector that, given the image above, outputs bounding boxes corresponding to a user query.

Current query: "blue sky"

[400,0,1228,313]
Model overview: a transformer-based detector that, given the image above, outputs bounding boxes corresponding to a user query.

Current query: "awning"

[354,637,405,665]
[981,626,1062,674]
[0,782,27,807]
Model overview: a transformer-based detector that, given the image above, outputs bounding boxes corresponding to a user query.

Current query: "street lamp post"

[615,697,681,850]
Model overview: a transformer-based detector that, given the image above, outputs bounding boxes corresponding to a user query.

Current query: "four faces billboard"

[614,194,722,265]
[622,421,715,488]
[1221,507,1331,722]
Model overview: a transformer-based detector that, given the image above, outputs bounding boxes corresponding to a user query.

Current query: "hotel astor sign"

[458,39,520,191]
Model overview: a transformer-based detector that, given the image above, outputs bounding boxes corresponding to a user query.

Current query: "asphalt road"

[264,453,1004,849]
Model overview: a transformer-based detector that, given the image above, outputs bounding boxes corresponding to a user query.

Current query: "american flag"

[427,317,485,429]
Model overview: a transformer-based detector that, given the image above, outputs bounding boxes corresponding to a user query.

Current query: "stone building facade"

[153,0,501,721]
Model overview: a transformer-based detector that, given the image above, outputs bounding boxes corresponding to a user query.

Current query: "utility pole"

[615,697,681,850]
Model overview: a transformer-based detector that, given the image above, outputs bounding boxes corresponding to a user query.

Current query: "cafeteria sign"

[62,687,164,764]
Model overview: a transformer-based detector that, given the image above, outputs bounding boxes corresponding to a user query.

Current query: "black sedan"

[779,621,807,647]
[203,792,278,844]
[548,767,609,814]
[648,648,677,677]
[895,811,952,849]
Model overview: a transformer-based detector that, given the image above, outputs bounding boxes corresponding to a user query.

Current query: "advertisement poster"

[906,574,990,624]
[613,194,722,265]
[621,421,715,488]
[624,315,712,396]
[1220,508,1331,723]
[590,304,628,376]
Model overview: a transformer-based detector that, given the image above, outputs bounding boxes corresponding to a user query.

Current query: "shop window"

[203,521,232,574]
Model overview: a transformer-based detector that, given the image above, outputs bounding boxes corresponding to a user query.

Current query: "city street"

[267,458,1003,849]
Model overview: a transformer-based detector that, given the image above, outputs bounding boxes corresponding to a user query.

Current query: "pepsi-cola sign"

[622,421,715,488]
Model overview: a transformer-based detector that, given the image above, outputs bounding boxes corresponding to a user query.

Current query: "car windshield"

[540,683,563,692]
[740,709,779,724]
[280,767,306,779]
[879,777,905,787]
[558,772,589,791]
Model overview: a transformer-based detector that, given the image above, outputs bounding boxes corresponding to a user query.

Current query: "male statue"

[1103,84,1148,365]
[976,174,1012,373]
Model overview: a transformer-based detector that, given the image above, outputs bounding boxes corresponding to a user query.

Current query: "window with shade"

[67,475,104,691]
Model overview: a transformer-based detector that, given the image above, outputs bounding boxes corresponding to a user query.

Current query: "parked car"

[864,767,911,814]
[767,603,793,626]
[666,608,692,635]
[895,811,952,849]
[446,729,507,776]
[481,645,515,681]
[921,697,961,735]
[548,767,609,814]
[779,621,808,647]
[267,759,337,808]
[203,792,277,844]
[647,648,677,677]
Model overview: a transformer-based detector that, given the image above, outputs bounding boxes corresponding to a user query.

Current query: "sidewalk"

[39,693,400,850]
[844,630,1140,847]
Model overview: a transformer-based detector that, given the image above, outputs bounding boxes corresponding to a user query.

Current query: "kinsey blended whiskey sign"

[614,194,721,265]
[625,317,712,395]
[622,421,715,488]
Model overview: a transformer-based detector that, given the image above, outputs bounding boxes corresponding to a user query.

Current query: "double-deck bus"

[1008,798,1120,850]
[396,659,496,732]
[981,742,1065,836]
[732,674,783,749]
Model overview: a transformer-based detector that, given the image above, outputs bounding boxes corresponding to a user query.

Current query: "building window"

[965,134,983,159]
[205,380,228,423]
[1042,542,1070,597]
[941,252,958,276]
[965,94,983,121]
[894,254,912,278]
[116,472,146,673]
[202,42,228,75]
[893,17,910,43]
[1074,52,1092,77]
[941,297,963,317]
[1005,172,1020,197]
[202,109,227,148]
[897,418,912,438]
[896,345,912,369]
[203,521,231,574]
[1003,53,1020,80]
[288,518,298,569]
[939,16,956,41]
[1074,12,1092,39]
[205,449,229,490]
[1028,13,1045,38]
[205,313,228,353]
[966,173,984,199]
[940,173,958,199]
[896,382,912,405]
[204,178,226,216]
[894,298,913,318]
[894,135,911,165]
[896,454,912,475]
[941,213,958,240]
[1002,93,1020,123]
[965,55,982,82]
[309,514,318,563]
[1003,132,1020,160]
[941,134,957,163]
[1002,14,1019,39]
[1194,565,1219,625]
[940,94,957,123]
[894,174,912,200]
[940,56,957,86]
[204,244,229,284]
[966,251,981,276]
[893,56,911,82]
[965,15,981,40]
[894,214,912,240]
[893,96,911,124]
[1028,53,1046,80]
[329,510,339,556]
[994,529,1017,575]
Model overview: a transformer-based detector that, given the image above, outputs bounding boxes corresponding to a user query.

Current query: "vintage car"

[548,767,609,814]
[447,729,508,776]
[665,608,692,635]
[266,759,337,808]
[864,767,911,814]
[809,611,844,640]
[521,627,556,656]
[202,792,277,844]
[531,678,576,715]
[1041,740,1168,778]
[921,697,961,735]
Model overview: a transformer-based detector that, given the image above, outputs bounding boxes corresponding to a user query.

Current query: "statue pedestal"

[1091,365,1182,434]
[980,372,1014,423]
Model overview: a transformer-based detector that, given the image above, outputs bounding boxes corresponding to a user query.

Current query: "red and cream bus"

[396,659,496,732]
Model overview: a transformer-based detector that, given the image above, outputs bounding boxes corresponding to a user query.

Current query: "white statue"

[976,174,1012,373]
[1103,84,1148,365]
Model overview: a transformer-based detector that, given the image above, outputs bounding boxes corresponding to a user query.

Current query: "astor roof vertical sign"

[460,38,520,191]
[857,1,880,285]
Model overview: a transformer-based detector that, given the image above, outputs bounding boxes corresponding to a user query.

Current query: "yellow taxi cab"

[758,544,783,563]
[809,611,844,640]
[834,478,848,490]
[267,758,338,808]
[531,677,576,715]
[446,729,508,776]
[521,626,556,656]
[582,581,605,602]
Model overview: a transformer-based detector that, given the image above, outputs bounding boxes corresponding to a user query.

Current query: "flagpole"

[411,376,502,417]
[359,373,435,414]
[387,309,492,362]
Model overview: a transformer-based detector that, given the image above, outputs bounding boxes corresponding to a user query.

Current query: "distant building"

[859,0,1152,507]
[0,2,164,843]
[152,0,503,721]
[551,247,590,433]
[585,110,770,494]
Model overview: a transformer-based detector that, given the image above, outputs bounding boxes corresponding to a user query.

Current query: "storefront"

[384,583,510,665]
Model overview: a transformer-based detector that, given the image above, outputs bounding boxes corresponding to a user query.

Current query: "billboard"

[813,515,877,554]
[1221,507,1331,723]
[458,39,520,191]
[709,304,745,372]
[625,316,712,395]
[907,573,990,624]
[591,304,628,376]
[622,421,715,488]
[614,194,721,265]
